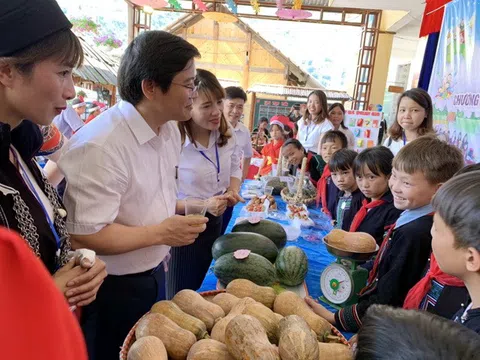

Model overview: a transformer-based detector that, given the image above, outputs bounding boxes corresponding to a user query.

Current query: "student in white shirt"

[297,90,333,153]
[221,86,253,233]
[328,102,355,150]
[58,31,208,360]
[383,88,435,156]
[167,69,243,297]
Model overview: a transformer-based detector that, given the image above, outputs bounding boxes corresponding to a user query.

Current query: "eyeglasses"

[171,78,200,94]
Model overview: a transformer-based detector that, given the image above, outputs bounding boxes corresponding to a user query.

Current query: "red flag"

[420,0,452,38]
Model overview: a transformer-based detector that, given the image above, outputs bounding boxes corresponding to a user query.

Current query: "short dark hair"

[225,86,247,102]
[389,88,434,141]
[328,102,348,130]
[432,171,480,251]
[393,136,464,185]
[455,163,480,176]
[353,146,394,177]
[118,31,200,105]
[259,117,269,124]
[320,130,348,149]
[283,124,294,139]
[3,29,83,75]
[356,305,480,360]
[329,149,357,172]
[282,138,304,151]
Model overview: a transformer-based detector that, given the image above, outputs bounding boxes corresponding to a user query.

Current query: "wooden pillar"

[242,31,252,90]
[127,2,135,44]
[212,21,220,73]
[248,91,257,132]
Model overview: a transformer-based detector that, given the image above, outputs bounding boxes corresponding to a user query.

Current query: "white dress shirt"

[178,126,242,199]
[232,122,253,158]
[58,100,181,275]
[297,118,333,153]
[383,136,407,156]
[53,106,84,139]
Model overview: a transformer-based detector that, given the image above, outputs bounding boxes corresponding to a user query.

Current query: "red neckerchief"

[403,253,464,310]
[349,198,386,232]
[316,165,331,216]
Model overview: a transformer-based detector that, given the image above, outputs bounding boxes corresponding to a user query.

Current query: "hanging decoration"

[292,0,302,10]
[226,0,238,14]
[276,0,312,20]
[168,0,182,9]
[131,0,167,7]
[193,0,208,11]
[251,0,261,15]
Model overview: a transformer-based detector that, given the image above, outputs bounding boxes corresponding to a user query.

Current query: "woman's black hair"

[356,305,480,360]
[320,130,348,149]
[283,124,294,139]
[353,146,394,177]
[259,117,269,124]
[118,31,200,106]
[329,149,357,172]
[328,102,348,130]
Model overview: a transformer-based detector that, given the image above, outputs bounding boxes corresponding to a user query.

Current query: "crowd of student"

[1,1,479,359]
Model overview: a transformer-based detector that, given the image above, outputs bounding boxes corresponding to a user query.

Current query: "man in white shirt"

[224,87,253,181]
[58,31,207,360]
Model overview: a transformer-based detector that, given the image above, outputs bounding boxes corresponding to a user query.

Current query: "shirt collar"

[380,190,394,203]
[395,203,434,229]
[118,100,157,145]
[183,130,219,150]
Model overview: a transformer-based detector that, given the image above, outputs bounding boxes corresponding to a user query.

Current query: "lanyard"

[10,147,62,250]
[199,142,220,182]
[402,130,407,145]
[305,123,313,141]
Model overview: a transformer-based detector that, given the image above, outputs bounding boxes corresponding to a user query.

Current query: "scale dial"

[320,263,354,304]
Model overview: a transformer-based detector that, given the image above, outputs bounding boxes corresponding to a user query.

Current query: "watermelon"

[213,252,277,286]
[232,219,287,249]
[275,246,308,286]
[212,232,278,263]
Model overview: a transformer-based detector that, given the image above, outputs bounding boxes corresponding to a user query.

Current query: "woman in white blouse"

[297,90,333,153]
[328,103,355,150]
[167,69,244,297]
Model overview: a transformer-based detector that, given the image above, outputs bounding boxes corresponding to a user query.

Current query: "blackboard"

[253,98,300,127]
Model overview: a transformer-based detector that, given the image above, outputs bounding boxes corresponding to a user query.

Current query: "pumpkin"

[211,297,257,343]
[324,229,376,253]
[278,315,319,360]
[225,315,280,360]
[135,313,196,360]
[243,302,280,344]
[226,279,276,308]
[318,342,353,360]
[151,300,208,340]
[187,339,234,360]
[273,291,331,341]
[127,336,168,360]
[212,293,240,315]
[172,289,225,331]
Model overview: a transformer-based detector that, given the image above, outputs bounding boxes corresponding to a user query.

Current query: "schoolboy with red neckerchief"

[315,130,348,216]
[305,136,464,332]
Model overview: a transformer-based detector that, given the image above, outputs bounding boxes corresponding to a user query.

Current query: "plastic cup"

[184,197,207,218]
[264,185,274,196]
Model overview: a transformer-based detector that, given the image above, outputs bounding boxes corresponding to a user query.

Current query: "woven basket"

[280,187,316,205]
[119,289,349,359]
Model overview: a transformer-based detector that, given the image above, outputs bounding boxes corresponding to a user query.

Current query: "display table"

[198,181,355,339]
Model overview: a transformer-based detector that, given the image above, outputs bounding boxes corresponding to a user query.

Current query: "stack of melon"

[212,219,308,288]
[127,280,353,360]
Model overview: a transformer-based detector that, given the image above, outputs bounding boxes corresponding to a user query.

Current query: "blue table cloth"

[198,181,354,339]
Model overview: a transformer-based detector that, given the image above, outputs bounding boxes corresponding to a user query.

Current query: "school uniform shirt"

[338,126,356,150]
[53,106,84,139]
[232,121,253,159]
[383,136,408,156]
[297,118,333,153]
[335,206,434,332]
[350,191,402,245]
[259,139,284,176]
[453,302,480,334]
[332,188,365,231]
[0,121,71,274]
[178,127,242,199]
[59,100,181,276]
[316,164,340,217]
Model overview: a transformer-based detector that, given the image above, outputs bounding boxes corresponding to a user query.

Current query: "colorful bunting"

[251,0,260,15]
[168,0,182,9]
[193,0,208,11]
[292,0,303,10]
[226,0,238,14]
